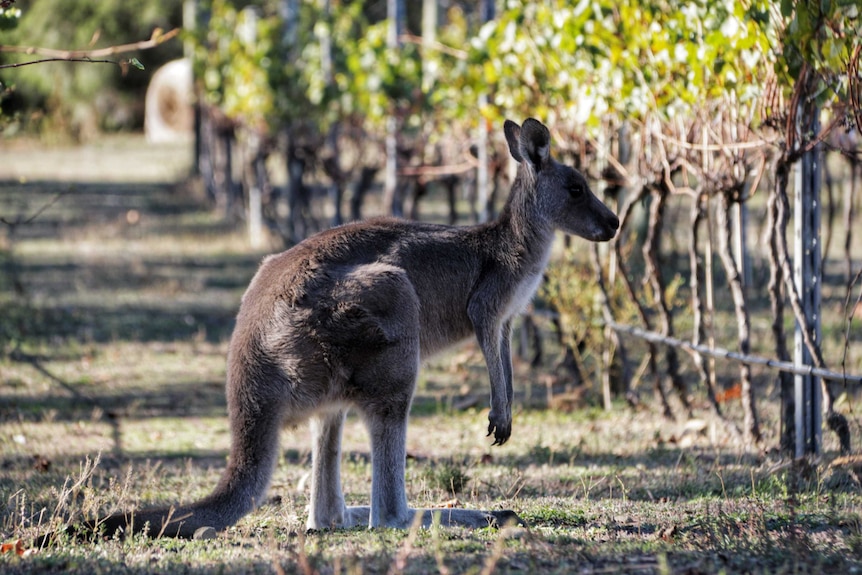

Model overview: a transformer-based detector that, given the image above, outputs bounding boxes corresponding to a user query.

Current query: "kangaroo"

[48,118,619,540]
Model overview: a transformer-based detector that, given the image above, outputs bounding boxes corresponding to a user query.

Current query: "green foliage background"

[3,1,860,140]
[185,0,861,150]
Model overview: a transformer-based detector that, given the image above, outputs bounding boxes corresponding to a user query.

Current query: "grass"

[1,135,862,573]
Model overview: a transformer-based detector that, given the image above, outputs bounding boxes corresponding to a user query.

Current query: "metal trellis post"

[475,0,495,224]
[384,0,404,217]
[793,107,823,457]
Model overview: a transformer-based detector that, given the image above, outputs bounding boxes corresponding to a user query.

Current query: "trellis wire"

[607,320,862,385]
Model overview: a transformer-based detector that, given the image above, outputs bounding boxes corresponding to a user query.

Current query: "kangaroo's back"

[241,217,497,358]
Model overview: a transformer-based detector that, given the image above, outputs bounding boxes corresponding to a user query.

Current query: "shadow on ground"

[1,180,262,345]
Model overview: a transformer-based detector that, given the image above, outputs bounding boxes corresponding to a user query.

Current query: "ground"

[1,135,861,574]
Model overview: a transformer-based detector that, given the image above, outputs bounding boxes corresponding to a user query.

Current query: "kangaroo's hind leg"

[336,264,423,528]
[306,409,369,530]
[351,338,418,528]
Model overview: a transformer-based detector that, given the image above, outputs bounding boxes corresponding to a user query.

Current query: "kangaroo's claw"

[487,418,511,446]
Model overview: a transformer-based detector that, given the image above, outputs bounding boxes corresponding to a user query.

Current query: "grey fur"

[72,119,619,538]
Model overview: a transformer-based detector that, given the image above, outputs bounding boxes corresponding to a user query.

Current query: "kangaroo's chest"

[505,270,544,320]
[503,244,553,320]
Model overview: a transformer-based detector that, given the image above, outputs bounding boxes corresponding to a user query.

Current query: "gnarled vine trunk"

[716,189,760,445]
[642,184,691,416]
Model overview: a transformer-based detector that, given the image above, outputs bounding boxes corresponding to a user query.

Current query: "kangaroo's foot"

[416,507,524,529]
[323,506,524,530]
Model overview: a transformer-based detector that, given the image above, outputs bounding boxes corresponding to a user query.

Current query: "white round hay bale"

[144,58,194,143]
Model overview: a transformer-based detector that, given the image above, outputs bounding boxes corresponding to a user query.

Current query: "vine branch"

[0,27,179,70]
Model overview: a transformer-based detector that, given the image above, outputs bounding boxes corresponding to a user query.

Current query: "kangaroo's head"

[504,118,620,242]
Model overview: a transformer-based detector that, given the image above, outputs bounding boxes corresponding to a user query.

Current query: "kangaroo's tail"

[35,365,285,544]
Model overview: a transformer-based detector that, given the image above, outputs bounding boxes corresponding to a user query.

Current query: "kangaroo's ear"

[503,120,523,163]
[519,118,551,169]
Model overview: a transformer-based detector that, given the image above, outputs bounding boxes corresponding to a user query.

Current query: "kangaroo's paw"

[315,506,524,531]
[310,506,410,531]
[307,505,371,531]
[487,410,512,445]
[487,509,525,528]
[307,505,371,532]
[416,507,525,529]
